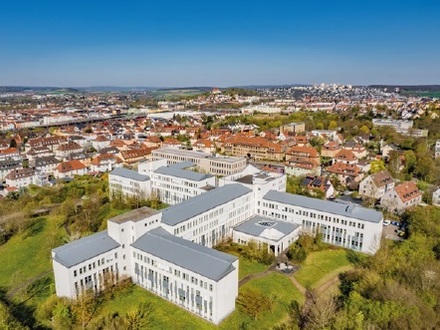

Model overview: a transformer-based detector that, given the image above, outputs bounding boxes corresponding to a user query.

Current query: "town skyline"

[1,0,439,87]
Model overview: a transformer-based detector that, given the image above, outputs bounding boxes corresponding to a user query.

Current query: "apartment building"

[222,136,284,161]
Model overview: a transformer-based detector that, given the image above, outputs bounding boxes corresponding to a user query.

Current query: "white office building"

[109,167,151,200]
[259,191,382,253]
[53,169,383,325]
[151,148,247,176]
[151,164,216,205]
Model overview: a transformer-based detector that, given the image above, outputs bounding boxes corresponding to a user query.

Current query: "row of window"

[73,255,116,277]
[261,202,366,230]
[133,254,214,291]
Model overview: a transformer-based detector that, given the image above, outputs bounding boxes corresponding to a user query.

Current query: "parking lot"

[382,223,404,241]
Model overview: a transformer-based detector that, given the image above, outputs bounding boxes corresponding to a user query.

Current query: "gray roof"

[169,161,196,169]
[263,190,383,223]
[154,166,213,181]
[52,231,120,268]
[132,227,237,281]
[161,184,252,226]
[33,156,59,167]
[234,215,300,241]
[110,167,150,182]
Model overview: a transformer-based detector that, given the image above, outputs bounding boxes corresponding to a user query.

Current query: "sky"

[0,0,439,87]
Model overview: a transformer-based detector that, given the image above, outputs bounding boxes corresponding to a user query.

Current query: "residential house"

[0,148,22,161]
[301,176,335,199]
[5,168,36,188]
[0,159,22,181]
[31,156,60,175]
[91,135,111,151]
[90,154,121,173]
[321,141,341,158]
[55,142,83,160]
[380,181,422,213]
[359,170,394,200]
[55,160,88,179]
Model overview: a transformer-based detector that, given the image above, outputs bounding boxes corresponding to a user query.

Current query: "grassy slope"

[294,249,352,288]
[0,215,63,289]
[221,273,303,329]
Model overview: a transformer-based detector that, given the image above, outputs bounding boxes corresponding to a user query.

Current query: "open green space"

[294,249,352,288]
[0,215,63,290]
[99,285,215,330]
[235,254,268,280]
[221,272,304,329]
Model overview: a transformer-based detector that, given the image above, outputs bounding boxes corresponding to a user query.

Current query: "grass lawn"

[99,285,216,330]
[92,272,303,330]
[294,249,352,289]
[220,273,304,329]
[237,255,268,280]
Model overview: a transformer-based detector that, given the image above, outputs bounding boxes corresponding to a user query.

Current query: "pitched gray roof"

[234,215,300,240]
[52,231,120,268]
[161,184,252,226]
[263,190,383,223]
[154,166,213,181]
[110,167,150,182]
[132,227,237,281]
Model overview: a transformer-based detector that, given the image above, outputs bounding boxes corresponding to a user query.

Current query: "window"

[74,270,77,277]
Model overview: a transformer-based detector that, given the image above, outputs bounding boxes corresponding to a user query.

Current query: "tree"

[122,302,155,330]
[236,288,271,320]
[0,301,28,330]
[403,150,417,174]
[369,160,386,174]
[287,245,307,264]
[301,290,337,329]
[328,120,338,130]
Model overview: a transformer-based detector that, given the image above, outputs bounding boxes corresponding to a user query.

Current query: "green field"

[294,249,353,289]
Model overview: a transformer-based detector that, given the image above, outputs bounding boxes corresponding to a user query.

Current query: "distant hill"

[368,85,440,92]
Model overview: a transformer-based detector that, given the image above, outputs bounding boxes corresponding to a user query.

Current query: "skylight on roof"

[256,221,276,228]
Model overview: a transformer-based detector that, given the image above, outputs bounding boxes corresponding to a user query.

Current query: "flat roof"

[161,184,252,226]
[52,231,120,268]
[169,161,196,169]
[132,227,237,281]
[110,167,150,182]
[234,215,300,242]
[263,190,383,223]
[108,207,159,224]
[154,166,213,181]
[152,147,244,163]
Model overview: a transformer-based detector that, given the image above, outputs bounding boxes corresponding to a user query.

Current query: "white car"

[383,220,391,226]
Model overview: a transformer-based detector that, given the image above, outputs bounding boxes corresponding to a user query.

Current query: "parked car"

[383,220,391,226]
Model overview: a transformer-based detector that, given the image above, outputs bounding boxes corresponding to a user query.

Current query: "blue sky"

[1,0,439,87]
